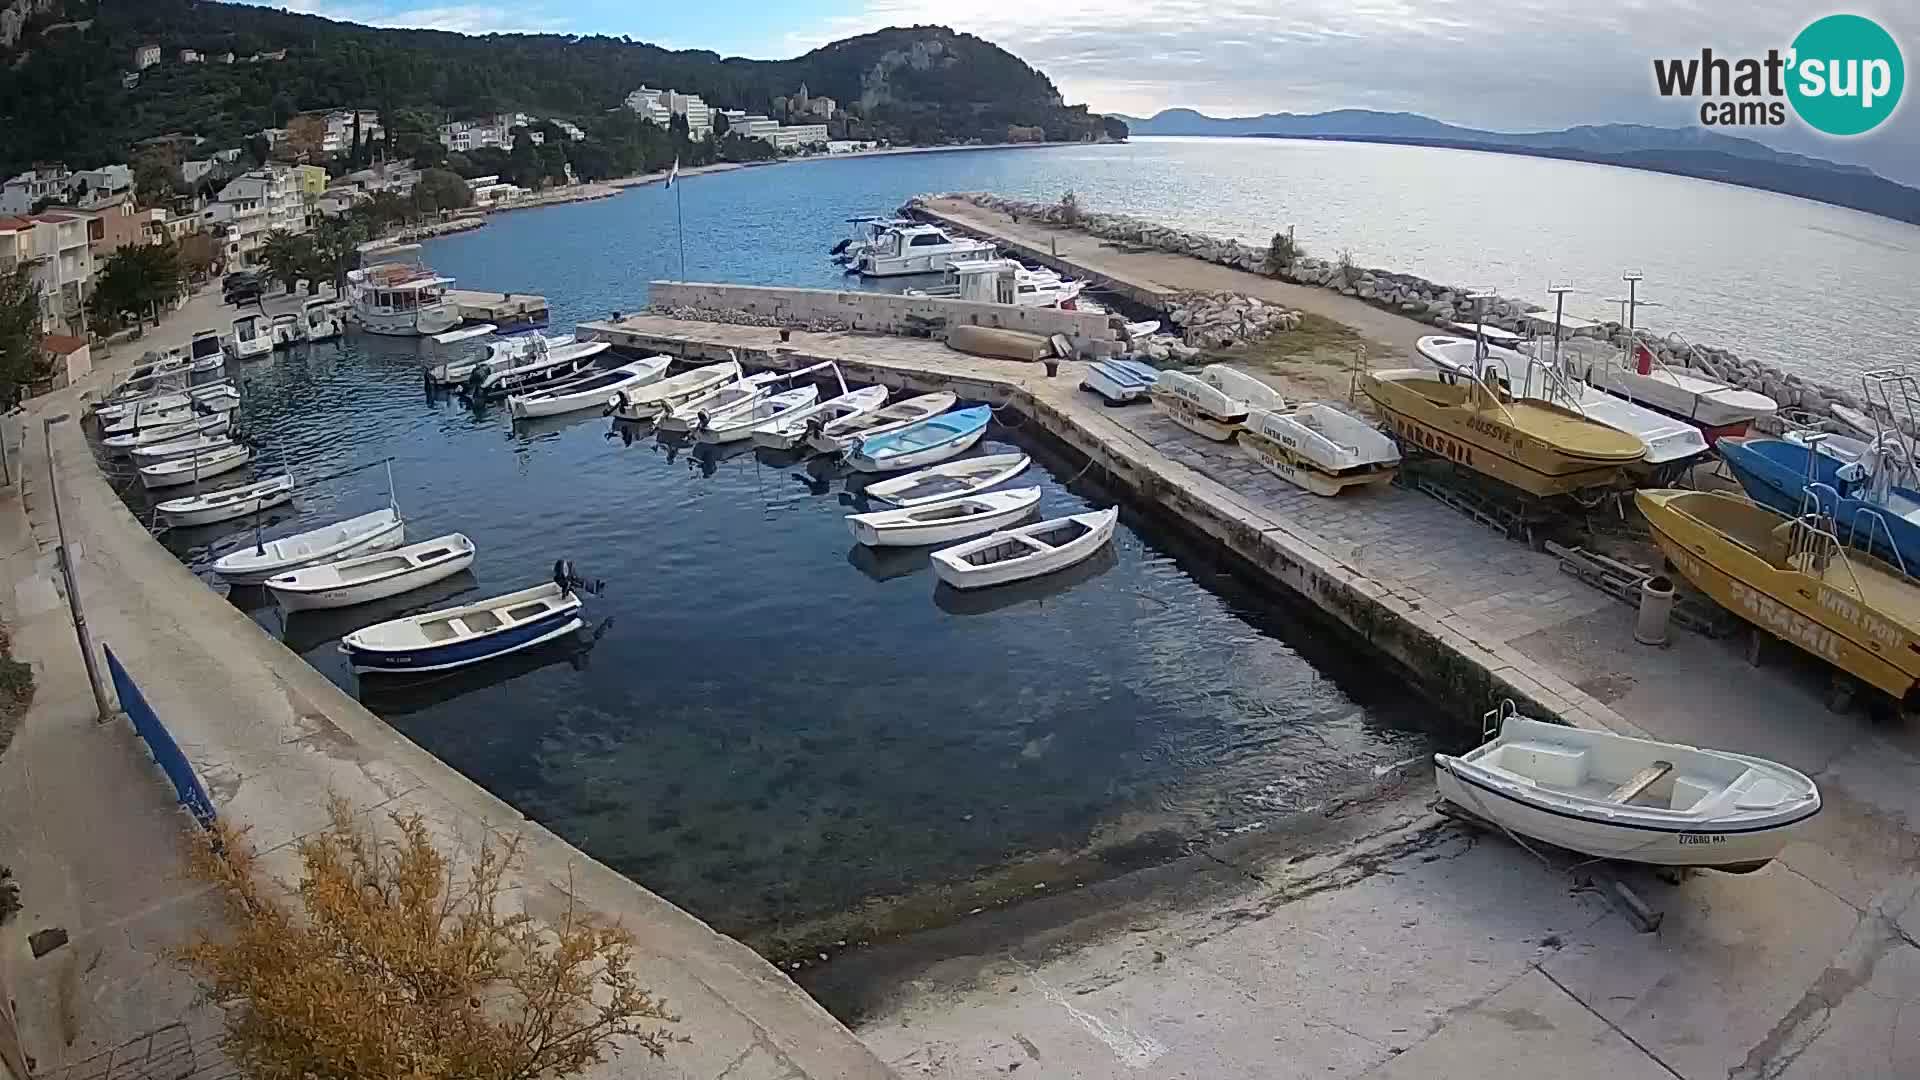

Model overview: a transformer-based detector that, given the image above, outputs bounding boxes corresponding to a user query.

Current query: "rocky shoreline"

[916,192,1887,434]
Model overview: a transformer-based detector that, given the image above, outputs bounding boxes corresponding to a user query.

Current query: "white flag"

[665,158,678,189]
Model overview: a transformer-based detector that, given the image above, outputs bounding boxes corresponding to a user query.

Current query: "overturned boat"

[1241,403,1400,496]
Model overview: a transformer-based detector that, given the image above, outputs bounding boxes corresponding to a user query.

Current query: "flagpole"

[676,177,686,282]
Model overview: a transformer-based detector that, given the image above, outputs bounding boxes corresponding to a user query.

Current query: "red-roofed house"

[39,333,91,390]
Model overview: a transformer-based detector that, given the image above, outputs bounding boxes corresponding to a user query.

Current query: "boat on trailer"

[1083,359,1158,404]
[508,356,670,419]
[861,452,1031,507]
[1241,403,1401,496]
[267,533,475,612]
[156,474,295,528]
[847,487,1042,547]
[1437,702,1819,872]
[847,406,992,473]
[931,507,1120,590]
[807,392,957,454]
[341,578,583,674]
[212,506,406,584]
[753,385,890,451]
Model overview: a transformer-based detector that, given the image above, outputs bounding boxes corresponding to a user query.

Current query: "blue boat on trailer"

[342,578,583,674]
[848,405,991,473]
[1717,435,1920,575]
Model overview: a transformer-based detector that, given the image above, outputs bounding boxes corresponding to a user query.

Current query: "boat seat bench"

[1607,761,1674,804]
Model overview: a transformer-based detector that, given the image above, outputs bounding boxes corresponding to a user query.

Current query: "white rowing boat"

[212,506,406,584]
[129,432,233,464]
[862,452,1031,507]
[753,385,889,450]
[156,474,295,527]
[268,533,477,612]
[846,486,1042,547]
[101,396,232,437]
[1240,403,1401,496]
[931,507,1119,590]
[1435,704,1819,872]
[507,356,670,419]
[465,339,610,399]
[138,443,252,489]
[106,414,232,455]
[1152,369,1254,442]
[606,360,739,421]
[806,392,957,454]
[342,580,582,674]
[657,371,783,432]
[695,385,820,444]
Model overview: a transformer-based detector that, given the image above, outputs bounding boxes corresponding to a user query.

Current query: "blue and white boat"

[1718,436,1920,573]
[848,405,991,473]
[341,579,582,674]
[1083,359,1158,404]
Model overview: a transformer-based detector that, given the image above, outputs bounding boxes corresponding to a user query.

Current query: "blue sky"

[264,2,1917,182]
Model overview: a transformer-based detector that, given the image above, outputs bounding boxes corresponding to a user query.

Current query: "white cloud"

[275,1,565,35]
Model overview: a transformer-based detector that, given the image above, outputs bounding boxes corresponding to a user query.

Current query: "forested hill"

[0,0,1119,174]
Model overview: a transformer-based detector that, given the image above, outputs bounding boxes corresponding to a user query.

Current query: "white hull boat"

[753,386,890,450]
[848,406,992,473]
[157,474,295,527]
[188,329,227,373]
[213,506,406,584]
[270,313,304,349]
[229,315,272,360]
[847,487,1042,547]
[658,372,784,433]
[1083,359,1158,404]
[863,452,1031,507]
[1240,403,1401,496]
[347,257,459,337]
[854,223,998,277]
[1202,365,1287,410]
[138,444,252,489]
[268,533,477,612]
[607,360,739,421]
[104,413,231,454]
[1578,351,1777,436]
[931,508,1120,590]
[189,354,227,374]
[302,300,343,343]
[129,433,234,465]
[695,385,820,444]
[102,391,234,437]
[342,581,582,674]
[431,332,578,386]
[508,356,670,419]
[467,340,609,399]
[807,392,956,454]
[1434,708,1819,872]
[1152,369,1254,442]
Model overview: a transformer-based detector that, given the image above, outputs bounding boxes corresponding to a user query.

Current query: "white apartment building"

[322,109,384,155]
[133,43,161,70]
[68,164,133,210]
[624,86,672,126]
[206,168,306,267]
[729,115,779,142]
[771,124,829,151]
[0,165,73,215]
[554,120,586,141]
[669,91,712,137]
[437,113,535,153]
[3,211,95,335]
[181,159,217,187]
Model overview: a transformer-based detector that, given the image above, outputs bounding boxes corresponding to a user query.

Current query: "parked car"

[223,272,262,306]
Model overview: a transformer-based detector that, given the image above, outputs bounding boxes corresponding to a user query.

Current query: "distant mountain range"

[1110,109,1919,225]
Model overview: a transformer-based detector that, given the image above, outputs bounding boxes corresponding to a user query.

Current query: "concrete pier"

[448,288,550,330]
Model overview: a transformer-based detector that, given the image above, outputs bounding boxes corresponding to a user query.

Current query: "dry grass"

[1195,313,1374,403]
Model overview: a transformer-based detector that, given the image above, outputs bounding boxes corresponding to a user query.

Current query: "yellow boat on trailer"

[1362,368,1645,497]
[1638,489,1920,704]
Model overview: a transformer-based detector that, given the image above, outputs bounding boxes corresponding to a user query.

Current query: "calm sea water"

[421,138,1919,383]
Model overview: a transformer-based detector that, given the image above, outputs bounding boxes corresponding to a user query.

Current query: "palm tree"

[259,230,311,293]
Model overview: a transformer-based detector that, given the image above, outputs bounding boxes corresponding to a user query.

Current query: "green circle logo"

[1788,14,1904,135]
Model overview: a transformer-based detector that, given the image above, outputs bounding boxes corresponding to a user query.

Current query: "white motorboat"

[267,533,476,612]
[1083,359,1158,404]
[847,487,1042,547]
[931,507,1120,591]
[113,352,189,389]
[606,359,740,421]
[853,222,998,277]
[96,382,228,424]
[213,506,406,584]
[1435,704,1819,872]
[346,251,459,337]
[807,392,957,454]
[862,452,1031,507]
[830,214,913,266]
[658,371,784,433]
[1152,368,1261,442]
[508,356,670,420]
[424,323,502,384]
[156,474,294,527]
[906,258,1088,309]
[129,432,234,465]
[229,314,272,360]
[101,396,226,437]
[753,385,890,451]
[102,413,231,454]
[270,312,304,349]
[464,339,610,400]
[1578,345,1777,441]
[188,329,227,373]
[341,580,582,674]
[302,298,343,343]
[695,385,820,444]
[138,443,253,489]
[1241,403,1401,496]
[1417,335,1709,468]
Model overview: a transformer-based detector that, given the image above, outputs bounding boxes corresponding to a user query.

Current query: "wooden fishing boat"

[128,432,233,465]
[156,474,294,527]
[1240,403,1400,496]
[694,385,819,445]
[1362,368,1644,497]
[931,508,1119,590]
[101,393,234,438]
[97,381,233,424]
[105,414,231,455]
[806,392,957,454]
[861,453,1030,507]
[753,386,889,451]
[138,444,252,489]
[1436,702,1819,872]
[606,360,739,421]
[212,506,406,584]
[267,533,476,612]
[846,487,1042,547]
[341,580,582,674]
[1082,359,1158,404]
[848,406,992,473]
[657,372,784,432]
[1638,488,1920,703]
[507,356,670,419]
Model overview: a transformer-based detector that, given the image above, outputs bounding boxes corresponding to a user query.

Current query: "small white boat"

[229,314,272,360]
[1083,359,1158,404]
[301,298,342,343]
[695,385,820,444]
[852,222,997,277]
[212,506,406,584]
[97,389,193,424]
[508,356,670,419]
[1434,705,1819,872]
[156,474,295,527]
[606,359,739,421]
[753,385,890,450]
[848,406,992,473]
[424,323,502,383]
[807,392,957,454]
[1152,369,1257,442]
[103,412,231,453]
[658,371,784,433]
[267,533,477,612]
[863,452,1032,507]
[931,507,1120,590]
[1202,365,1287,411]
[847,486,1042,547]
[465,338,609,399]
[341,580,582,674]
[1240,403,1401,496]
[101,391,234,437]
[129,432,233,464]
[270,312,304,349]
[138,443,253,489]
[188,329,227,372]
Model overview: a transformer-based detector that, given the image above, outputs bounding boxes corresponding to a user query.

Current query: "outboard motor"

[606,390,628,417]
[830,238,851,256]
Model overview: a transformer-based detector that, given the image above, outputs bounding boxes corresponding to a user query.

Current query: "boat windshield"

[189,335,222,360]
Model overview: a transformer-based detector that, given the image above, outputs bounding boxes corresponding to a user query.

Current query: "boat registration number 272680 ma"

[1678,833,1728,846]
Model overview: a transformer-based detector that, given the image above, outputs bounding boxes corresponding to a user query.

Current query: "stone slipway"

[581,314,1638,736]
[0,291,893,1079]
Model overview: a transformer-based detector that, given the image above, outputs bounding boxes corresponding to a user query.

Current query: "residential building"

[121,71,139,89]
[133,43,160,70]
[729,115,779,142]
[554,120,586,141]
[469,181,527,207]
[67,164,133,211]
[1,164,72,214]
[88,199,170,257]
[179,49,202,63]
[339,163,420,197]
[0,217,46,329]
[437,113,536,153]
[212,148,244,164]
[181,159,217,187]
[206,167,306,267]
[668,91,712,137]
[771,124,829,151]
[40,334,92,389]
[315,188,365,218]
[624,86,672,127]
[310,108,384,156]
[215,51,235,64]
[808,96,838,118]
[28,210,94,336]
